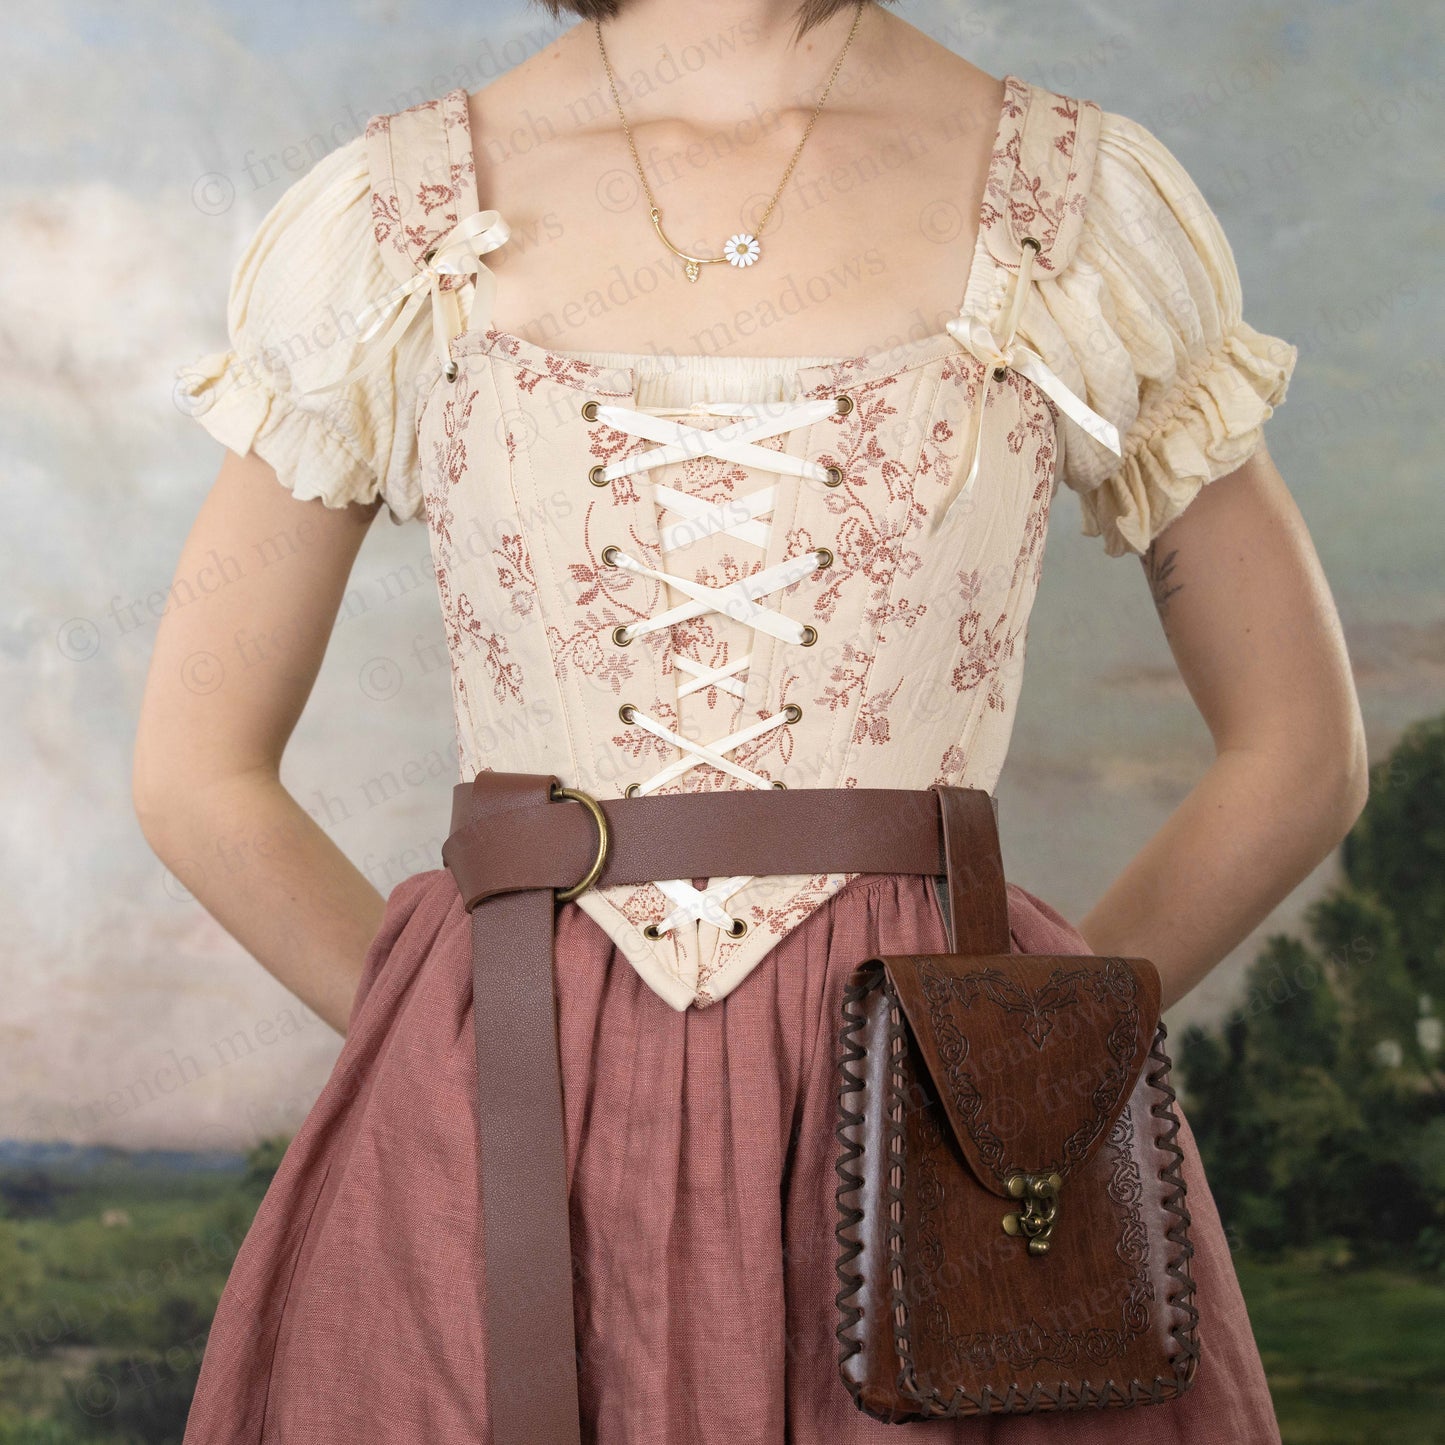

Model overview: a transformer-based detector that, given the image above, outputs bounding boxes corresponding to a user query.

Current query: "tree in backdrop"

[1178,712,1445,1266]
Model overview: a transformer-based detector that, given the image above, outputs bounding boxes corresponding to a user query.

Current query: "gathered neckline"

[545,327,958,370]
[455,320,971,401]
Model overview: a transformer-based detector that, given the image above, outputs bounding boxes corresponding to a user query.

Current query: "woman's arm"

[1074,442,1370,1011]
[132,448,387,1036]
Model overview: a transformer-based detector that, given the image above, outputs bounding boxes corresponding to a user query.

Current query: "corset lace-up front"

[586,393,851,939]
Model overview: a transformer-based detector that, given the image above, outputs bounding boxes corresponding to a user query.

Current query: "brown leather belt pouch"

[834,949,1201,1419]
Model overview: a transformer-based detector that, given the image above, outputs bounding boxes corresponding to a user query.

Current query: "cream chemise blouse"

[178,76,1298,1010]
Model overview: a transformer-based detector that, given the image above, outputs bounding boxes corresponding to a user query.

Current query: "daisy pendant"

[724,233,761,267]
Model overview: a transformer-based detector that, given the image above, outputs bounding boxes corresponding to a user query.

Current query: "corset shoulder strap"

[365,88,482,286]
[980,75,1103,278]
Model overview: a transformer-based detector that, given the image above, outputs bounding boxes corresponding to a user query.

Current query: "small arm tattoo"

[1143,542,1183,617]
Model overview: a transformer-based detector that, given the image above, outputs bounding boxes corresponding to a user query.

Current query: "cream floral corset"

[181,77,1298,1011]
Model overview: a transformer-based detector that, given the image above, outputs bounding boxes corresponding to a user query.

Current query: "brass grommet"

[993,365,1008,382]
[589,463,610,487]
[771,779,788,790]
[443,359,459,382]
[1021,235,1042,253]
[823,465,844,487]
[581,399,600,421]
[800,625,818,646]
[813,547,834,570]
[623,782,641,798]
[725,917,749,939]
[642,922,664,941]
[611,624,633,647]
[834,393,854,417]
[601,544,621,566]
[422,247,437,263]
[619,702,637,724]
[782,703,802,724]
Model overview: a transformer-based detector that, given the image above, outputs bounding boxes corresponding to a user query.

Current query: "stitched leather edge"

[885,974,929,1418]
[1148,1019,1203,1391]
[834,961,881,1410]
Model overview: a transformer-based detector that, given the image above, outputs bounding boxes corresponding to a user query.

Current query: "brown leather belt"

[440,772,1011,1445]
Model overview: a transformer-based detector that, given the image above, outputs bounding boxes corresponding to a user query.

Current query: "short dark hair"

[531,0,893,43]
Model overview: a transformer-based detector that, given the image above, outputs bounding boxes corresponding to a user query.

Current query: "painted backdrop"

[3,0,1440,1156]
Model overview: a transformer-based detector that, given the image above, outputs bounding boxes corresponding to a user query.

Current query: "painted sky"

[3,0,1441,1148]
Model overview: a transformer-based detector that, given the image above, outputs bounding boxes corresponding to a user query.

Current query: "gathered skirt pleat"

[181,868,1281,1444]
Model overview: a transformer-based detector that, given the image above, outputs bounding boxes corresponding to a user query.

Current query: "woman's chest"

[468,110,996,359]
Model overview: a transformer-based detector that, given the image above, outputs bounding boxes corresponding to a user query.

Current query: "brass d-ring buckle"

[551,782,610,903]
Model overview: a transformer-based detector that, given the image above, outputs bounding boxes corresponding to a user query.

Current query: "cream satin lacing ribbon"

[944,238,1122,505]
[299,210,511,397]
[591,395,842,941]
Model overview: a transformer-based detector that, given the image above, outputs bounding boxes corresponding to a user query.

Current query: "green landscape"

[3,717,1443,1442]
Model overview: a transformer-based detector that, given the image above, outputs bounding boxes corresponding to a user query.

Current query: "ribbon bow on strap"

[943,238,1122,506]
[300,209,511,397]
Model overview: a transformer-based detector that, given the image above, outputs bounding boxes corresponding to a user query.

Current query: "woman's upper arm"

[1138,442,1368,793]
[133,449,379,807]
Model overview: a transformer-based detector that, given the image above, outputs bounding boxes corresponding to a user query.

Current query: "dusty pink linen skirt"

[182,867,1281,1444]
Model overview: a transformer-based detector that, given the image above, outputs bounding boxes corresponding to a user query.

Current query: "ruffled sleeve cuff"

[175,346,426,524]
[1073,318,1297,557]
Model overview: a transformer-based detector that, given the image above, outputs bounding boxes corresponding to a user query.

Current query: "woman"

[135,0,1368,1440]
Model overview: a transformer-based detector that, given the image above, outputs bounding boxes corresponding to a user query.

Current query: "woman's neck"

[586,0,878,122]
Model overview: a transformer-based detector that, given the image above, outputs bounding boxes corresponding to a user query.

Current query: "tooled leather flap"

[882,953,1160,1198]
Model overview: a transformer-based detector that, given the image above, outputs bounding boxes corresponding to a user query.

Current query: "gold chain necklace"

[595,1,866,283]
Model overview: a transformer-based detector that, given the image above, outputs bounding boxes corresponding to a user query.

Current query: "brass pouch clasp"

[1002,1171,1063,1256]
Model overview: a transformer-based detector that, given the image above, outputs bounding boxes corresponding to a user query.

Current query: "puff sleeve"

[1033,109,1299,557]
[174,133,425,526]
